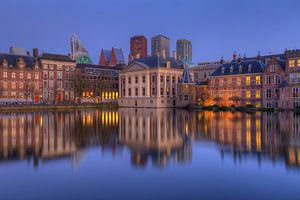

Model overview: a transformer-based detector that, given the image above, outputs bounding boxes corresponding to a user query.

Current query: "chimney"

[257,51,261,61]
[162,50,166,59]
[220,56,224,64]
[173,51,177,60]
[33,48,39,58]
[233,51,237,61]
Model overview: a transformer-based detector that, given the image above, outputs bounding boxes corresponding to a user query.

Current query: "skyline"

[1,0,300,63]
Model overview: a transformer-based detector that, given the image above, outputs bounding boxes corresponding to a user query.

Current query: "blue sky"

[1,0,300,63]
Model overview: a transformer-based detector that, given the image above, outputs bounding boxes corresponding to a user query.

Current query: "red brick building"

[0,50,42,104]
[129,35,147,61]
[39,52,76,104]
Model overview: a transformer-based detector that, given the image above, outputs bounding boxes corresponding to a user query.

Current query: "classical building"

[129,35,147,61]
[176,39,192,61]
[75,63,120,103]
[209,53,265,107]
[98,47,125,67]
[118,55,184,107]
[151,35,170,58]
[39,52,76,103]
[0,50,42,104]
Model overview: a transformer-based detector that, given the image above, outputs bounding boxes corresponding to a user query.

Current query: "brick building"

[208,53,265,107]
[75,63,120,103]
[0,50,42,104]
[129,35,147,61]
[39,53,76,103]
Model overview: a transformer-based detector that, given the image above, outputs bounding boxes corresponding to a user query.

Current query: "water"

[0,108,299,200]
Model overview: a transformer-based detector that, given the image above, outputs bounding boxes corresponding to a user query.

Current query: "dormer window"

[221,67,225,74]
[230,66,234,73]
[248,64,252,72]
[270,65,276,72]
[2,59,8,67]
[239,65,242,73]
[166,61,171,68]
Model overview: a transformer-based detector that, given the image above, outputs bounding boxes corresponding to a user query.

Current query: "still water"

[0,108,299,200]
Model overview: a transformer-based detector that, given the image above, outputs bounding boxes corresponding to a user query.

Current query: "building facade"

[208,54,265,107]
[118,56,184,108]
[151,35,170,58]
[0,51,42,104]
[176,39,192,61]
[129,35,147,61]
[75,63,120,103]
[40,53,76,104]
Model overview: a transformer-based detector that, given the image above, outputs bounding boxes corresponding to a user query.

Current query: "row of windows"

[43,64,75,71]
[2,72,39,79]
[211,76,261,87]
[288,59,300,67]
[213,90,261,99]
[0,82,39,90]
[123,75,180,85]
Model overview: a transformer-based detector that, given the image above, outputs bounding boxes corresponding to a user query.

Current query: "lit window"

[298,60,300,67]
[246,90,251,98]
[292,88,299,98]
[20,73,24,79]
[12,73,16,78]
[237,78,241,86]
[255,76,261,85]
[246,76,251,86]
[256,90,260,98]
[289,60,296,67]
[3,72,7,78]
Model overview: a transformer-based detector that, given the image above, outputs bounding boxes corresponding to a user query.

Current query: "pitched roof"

[132,56,183,69]
[39,53,74,62]
[0,53,35,68]
[114,48,125,64]
[279,80,289,88]
[211,59,265,77]
[180,67,193,83]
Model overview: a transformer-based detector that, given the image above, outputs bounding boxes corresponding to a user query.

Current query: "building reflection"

[119,108,191,167]
[0,109,300,170]
[0,109,119,168]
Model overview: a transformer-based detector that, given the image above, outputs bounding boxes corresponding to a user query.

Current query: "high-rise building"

[129,35,147,61]
[70,34,93,64]
[151,35,170,58]
[176,39,192,61]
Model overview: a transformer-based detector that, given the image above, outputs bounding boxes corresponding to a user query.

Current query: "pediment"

[125,62,149,72]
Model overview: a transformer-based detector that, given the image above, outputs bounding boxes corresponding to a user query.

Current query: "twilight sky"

[1,0,300,63]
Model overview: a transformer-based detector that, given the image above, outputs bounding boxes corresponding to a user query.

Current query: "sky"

[1,0,300,63]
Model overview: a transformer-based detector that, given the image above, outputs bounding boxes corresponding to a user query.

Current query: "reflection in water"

[0,109,300,170]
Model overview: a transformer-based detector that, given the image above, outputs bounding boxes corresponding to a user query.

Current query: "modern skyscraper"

[70,34,93,64]
[176,39,192,61]
[129,35,147,61]
[151,35,170,58]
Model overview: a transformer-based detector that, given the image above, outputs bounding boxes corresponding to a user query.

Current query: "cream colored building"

[192,61,221,83]
[118,56,184,107]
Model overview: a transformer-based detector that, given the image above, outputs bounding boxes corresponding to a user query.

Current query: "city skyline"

[1,0,300,63]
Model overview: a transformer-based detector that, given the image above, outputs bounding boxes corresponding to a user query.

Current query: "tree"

[213,96,223,106]
[198,92,210,105]
[229,96,242,106]
[24,82,34,103]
